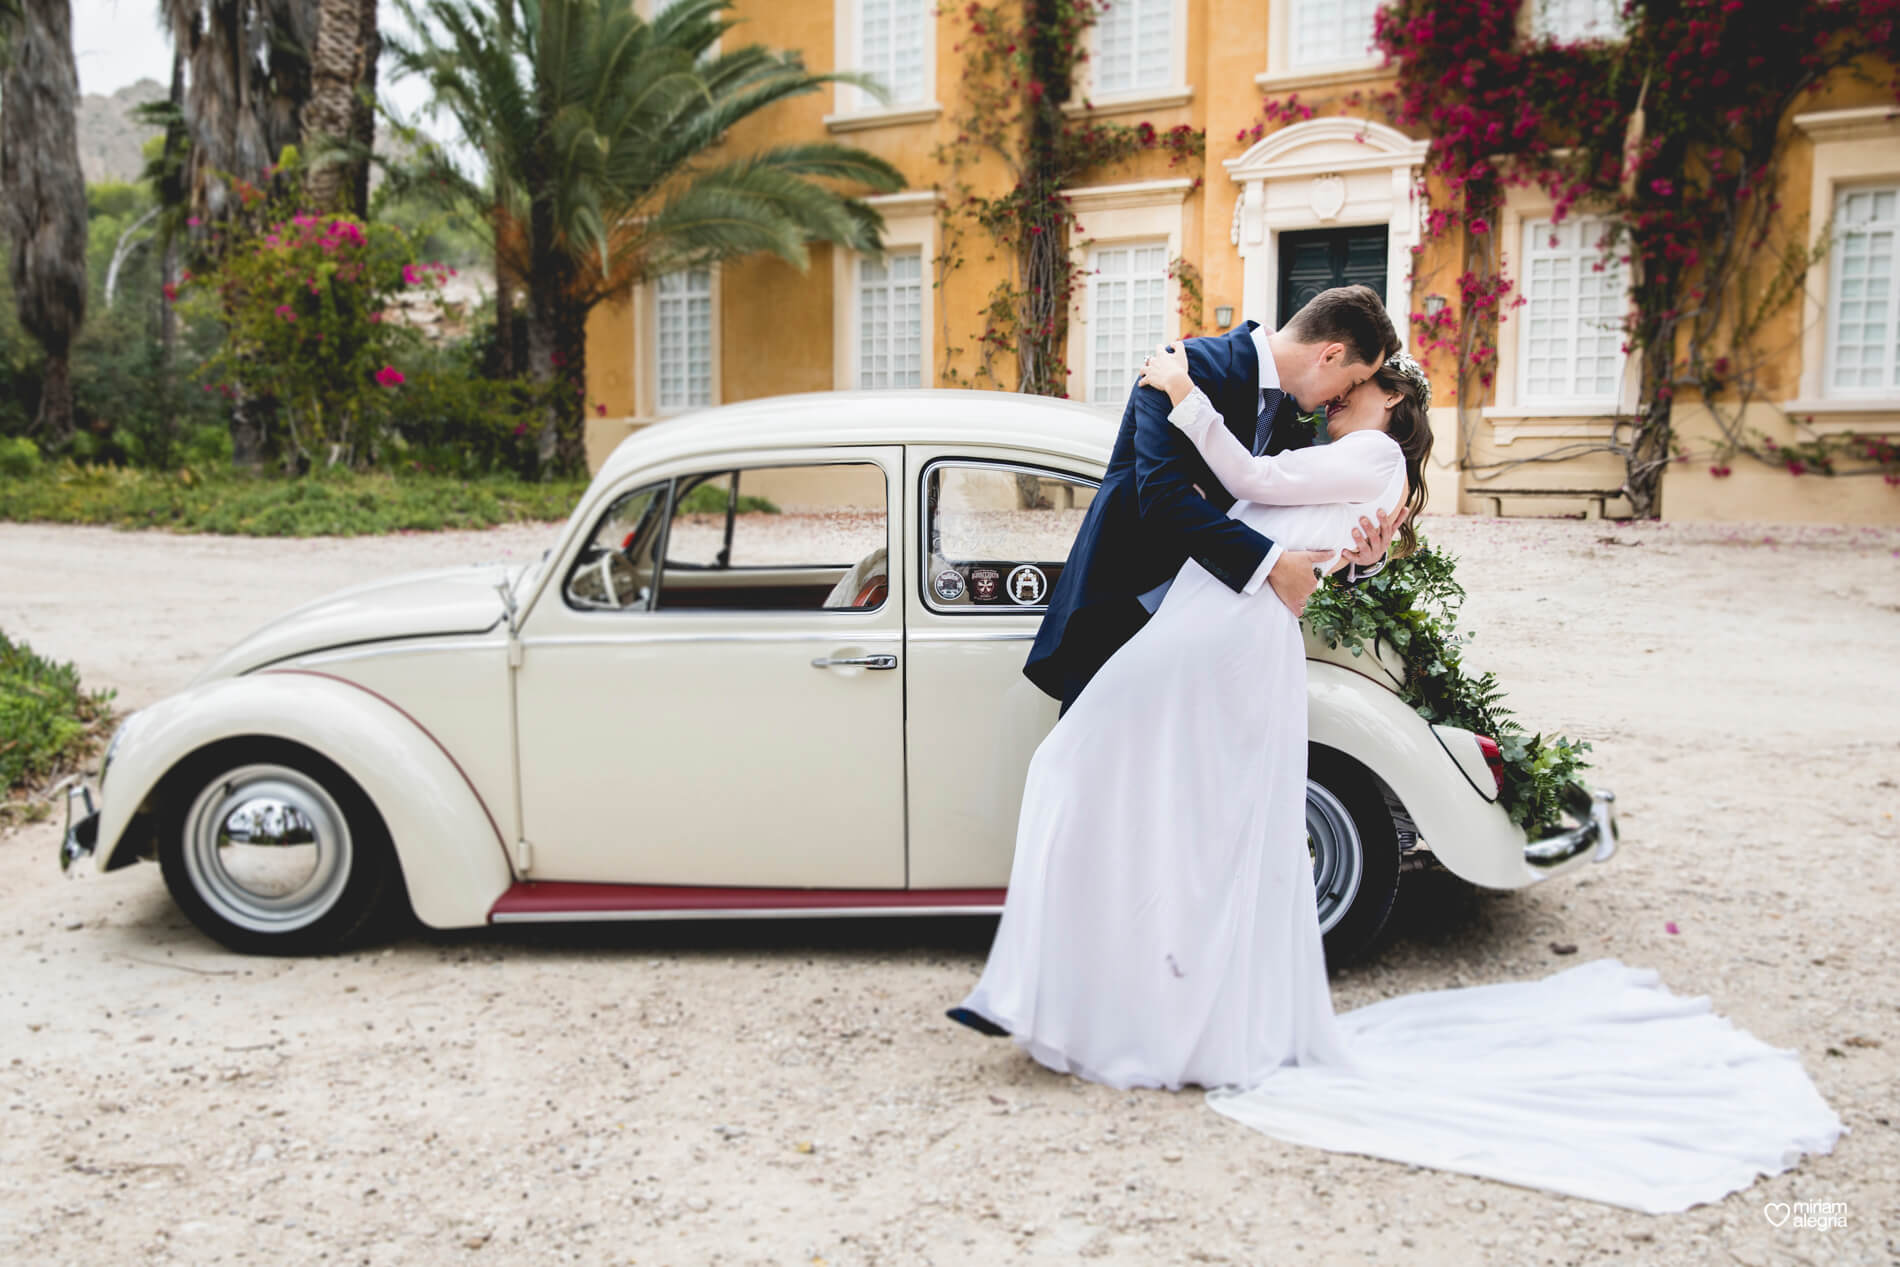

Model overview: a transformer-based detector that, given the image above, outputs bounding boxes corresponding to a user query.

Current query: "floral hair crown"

[1382,349,1431,410]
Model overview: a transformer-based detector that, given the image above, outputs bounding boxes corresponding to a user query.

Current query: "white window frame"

[1512,213,1630,408]
[1083,240,1172,406]
[1527,0,1625,43]
[1787,106,1900,432]
[1258,0,1384,92]
[1063,0,1190,116]
[649,264,720,416]
[853,248,927,390]
[833,191,939,389]
[1488,187,1638,436]
[1090,0,1175,99]
[1059,179,1190,408]
[826,0,941,131]
[1823,183,1900,399]
[1287,0,1384,74]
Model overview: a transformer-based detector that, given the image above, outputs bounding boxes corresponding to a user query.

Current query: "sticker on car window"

[970,567,1001,602]
[933,568,967,601]
[1006,564,1047,606]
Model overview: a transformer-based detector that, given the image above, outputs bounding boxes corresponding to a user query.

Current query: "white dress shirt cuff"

[1242,543,1282,596]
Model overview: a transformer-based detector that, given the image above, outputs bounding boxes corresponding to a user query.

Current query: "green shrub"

[0,629,115,795]
[0,462,583,535]
[0,435,39,477]
[677,482,779,515]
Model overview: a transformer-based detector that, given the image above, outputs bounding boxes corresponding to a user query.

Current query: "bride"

[949,340,1844,1214]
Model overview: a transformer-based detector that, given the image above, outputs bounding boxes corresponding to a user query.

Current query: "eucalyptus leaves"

[1304,536,1593,837]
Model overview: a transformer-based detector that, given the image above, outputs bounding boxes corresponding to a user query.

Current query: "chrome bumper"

[1523,786,1618,869]
[60,783,99,874]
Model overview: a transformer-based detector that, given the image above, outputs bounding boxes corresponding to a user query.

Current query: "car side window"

[654,462,890,612]
[564,482,669,611]
[922,462,1098,612]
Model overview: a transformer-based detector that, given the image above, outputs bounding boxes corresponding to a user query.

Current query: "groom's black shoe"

[946,1006,1009,1037]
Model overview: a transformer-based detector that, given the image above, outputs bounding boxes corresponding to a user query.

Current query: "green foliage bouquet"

[1305,536,1594,837]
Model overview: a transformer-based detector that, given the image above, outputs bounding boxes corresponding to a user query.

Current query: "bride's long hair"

[1371,361,1434,559]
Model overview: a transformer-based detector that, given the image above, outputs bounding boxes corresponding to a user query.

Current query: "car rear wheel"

[157,740,402,955]
[1306,745,1402,967]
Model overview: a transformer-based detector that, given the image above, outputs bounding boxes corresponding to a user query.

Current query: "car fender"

[1307,662,1535,890]
[95,669,514,928]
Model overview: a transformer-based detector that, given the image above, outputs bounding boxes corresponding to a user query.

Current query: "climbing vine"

[932,0,1206,395]
[1249,0,1900,514]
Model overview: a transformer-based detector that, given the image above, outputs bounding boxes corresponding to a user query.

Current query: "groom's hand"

[1268,549,1336,618]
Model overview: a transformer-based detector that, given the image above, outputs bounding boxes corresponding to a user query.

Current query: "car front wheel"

[157,739,403,955]
[1306,745,1402,967]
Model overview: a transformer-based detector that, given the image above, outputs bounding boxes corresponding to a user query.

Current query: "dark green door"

[1277,226,1388,325]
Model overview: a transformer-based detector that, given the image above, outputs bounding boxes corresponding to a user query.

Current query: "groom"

[1024,284,1406,718]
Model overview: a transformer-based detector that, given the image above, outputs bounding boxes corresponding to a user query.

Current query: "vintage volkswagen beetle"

[61,389,1618,960]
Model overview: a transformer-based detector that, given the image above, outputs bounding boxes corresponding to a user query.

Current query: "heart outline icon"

[1763,1202,1792,1227]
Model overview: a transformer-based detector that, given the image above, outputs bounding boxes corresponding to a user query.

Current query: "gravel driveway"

[2,515,1897,1265]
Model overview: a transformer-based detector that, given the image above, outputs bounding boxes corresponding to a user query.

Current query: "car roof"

[595,388,1120,485]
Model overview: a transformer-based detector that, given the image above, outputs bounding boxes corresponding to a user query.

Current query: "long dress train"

[954,389,1844,1214]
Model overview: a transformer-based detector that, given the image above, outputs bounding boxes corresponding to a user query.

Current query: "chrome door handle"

[811,654,898,670]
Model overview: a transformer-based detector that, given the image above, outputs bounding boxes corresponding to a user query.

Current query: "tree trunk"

[347,0,379,216]
[302,0,363,211]
[36,349,74,443]
[1017,0,1071,397]
[0,0,89,451]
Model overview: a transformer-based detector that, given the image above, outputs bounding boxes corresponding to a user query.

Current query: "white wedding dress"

[955,387,1844,1214]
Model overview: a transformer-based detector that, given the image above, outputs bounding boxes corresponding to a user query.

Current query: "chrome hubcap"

[1306,781,1363,935]
[181,764,352,933]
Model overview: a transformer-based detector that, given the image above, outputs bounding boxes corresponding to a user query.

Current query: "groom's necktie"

[1254,388,1285,456]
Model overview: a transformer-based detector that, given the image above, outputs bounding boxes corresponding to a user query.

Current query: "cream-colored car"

[61,389,1618,960]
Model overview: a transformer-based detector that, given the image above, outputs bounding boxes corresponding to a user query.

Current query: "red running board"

[488,881,1007,923]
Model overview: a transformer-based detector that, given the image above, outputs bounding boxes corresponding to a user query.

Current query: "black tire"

[1306,745,1402,968]
[156,738,403,956]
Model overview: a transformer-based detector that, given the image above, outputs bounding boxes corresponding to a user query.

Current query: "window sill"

[823,103,943,133]
[1779,399,1900,432]
[1251,62,1390,94]
[1482,404,1626,419]
[1061,87,1194,118]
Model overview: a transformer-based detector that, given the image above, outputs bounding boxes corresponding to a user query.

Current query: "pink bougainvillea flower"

[512,423,528,436]
[1664,922,1679,935]
[402,264,423,285]
[274,304,297,322]
[375,365,406,388]
[367,311,384,324]
[187,216,200,227]
[596,403,608,416]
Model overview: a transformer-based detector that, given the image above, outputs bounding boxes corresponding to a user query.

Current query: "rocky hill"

[77,78,167,186]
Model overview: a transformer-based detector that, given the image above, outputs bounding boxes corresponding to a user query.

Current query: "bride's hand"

[1135,339,1195,407]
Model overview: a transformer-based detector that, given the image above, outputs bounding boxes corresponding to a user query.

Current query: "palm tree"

[163,0,318,230]
[0,0,89,447]
[302,0,378,211]
[387,0,906,473]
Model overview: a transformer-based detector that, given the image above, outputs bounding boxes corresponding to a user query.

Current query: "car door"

[902,447,1102,889]
[512,446,906,887]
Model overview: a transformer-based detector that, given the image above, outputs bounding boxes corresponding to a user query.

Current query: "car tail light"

[1475,735,1504,795]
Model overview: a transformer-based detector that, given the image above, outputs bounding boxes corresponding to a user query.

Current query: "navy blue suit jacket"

[1023,320,1311,708]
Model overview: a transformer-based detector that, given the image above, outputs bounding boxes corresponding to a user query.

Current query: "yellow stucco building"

[584,0,1900,525]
